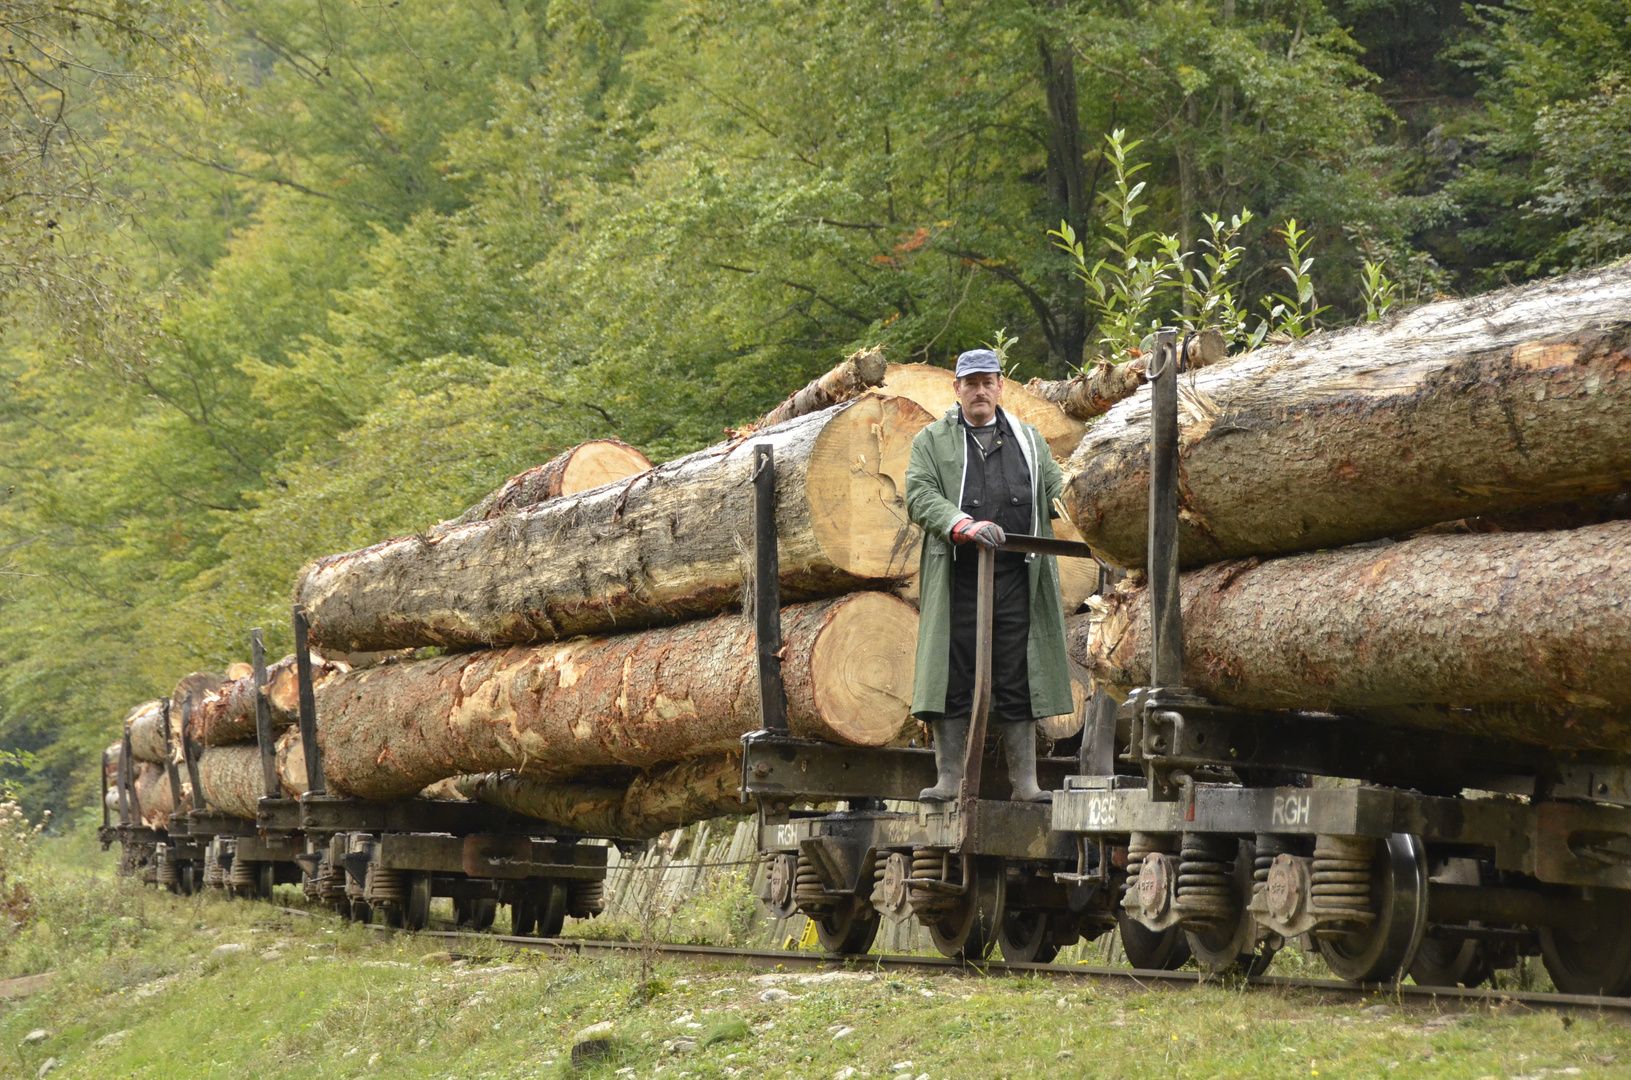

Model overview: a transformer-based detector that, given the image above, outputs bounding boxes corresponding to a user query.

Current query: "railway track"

[273,908,1631,1016]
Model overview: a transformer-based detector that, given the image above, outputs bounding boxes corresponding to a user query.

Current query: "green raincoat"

[904,405,1075,719]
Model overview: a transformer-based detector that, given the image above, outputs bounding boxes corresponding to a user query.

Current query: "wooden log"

[1070,521,1631,751]
[196,744,265,820]
[311,592,919,800]
[132,762,178,826]
[1064,264,1631,567]
[432,439,653,539]
[126,700,168,764]
[457,754,751,838]
[1037,659,1093,742]
[879,363,1086,460]
[188,653,346,746]
[1027,330,1226,423]
[753,347,889,430]
[297,394,932,653]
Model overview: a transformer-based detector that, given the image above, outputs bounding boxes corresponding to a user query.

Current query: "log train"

[98,283,1631,997]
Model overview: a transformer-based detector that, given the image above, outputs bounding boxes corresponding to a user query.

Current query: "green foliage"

[1052,130,1179,360]
[0,0,1605,814]
[1264,220,1331,338]
[1531,74,1631,270]
[1360,259,1400,322]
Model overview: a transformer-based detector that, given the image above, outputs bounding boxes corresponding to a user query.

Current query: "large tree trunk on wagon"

[311,592,918,800]
[457,754,750,839]
[878,363,1086,460]
[297,394,932,654]
[126,700,168,764]
[196,744,268,820]
[431,439,654,540]
[1063,264,1631,568]
[1026,330,1226,422]
[188,654,346,746]
[132,762,179,827]
[1070,521,1631,752]
[750,347,889,430]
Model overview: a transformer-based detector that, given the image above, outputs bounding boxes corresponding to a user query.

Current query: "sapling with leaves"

[1264,220,1330,338]
[1050,129,1180,362]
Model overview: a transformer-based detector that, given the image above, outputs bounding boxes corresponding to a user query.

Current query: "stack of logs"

[116,348,1101,836]
[1065,263,1631,752]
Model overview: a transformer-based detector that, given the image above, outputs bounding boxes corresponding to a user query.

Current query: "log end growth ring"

[808,590,918,747]
[560,440,653,495]
[806,394,932,581]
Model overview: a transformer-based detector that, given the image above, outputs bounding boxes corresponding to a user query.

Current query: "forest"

[0,0,1625,816]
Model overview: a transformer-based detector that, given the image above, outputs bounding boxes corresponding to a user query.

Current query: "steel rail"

[268,908,1631,1015]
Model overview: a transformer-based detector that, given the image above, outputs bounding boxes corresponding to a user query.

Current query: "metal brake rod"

[994,533,1095,560]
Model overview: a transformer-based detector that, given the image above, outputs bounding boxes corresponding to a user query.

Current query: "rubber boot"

[1002,722,1052,803]
[918,715,970,802]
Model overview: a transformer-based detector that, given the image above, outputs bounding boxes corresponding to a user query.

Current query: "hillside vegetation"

[2,0,1630,811]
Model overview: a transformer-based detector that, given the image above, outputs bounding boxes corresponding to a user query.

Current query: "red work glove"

[951,518,1005,548]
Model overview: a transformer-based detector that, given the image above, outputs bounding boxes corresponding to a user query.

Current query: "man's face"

[955,371,1002,425]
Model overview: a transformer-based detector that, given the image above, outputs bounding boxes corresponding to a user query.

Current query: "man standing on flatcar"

[904,347,1075,803]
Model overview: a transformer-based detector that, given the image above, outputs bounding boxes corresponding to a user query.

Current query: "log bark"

[432,440,653,539]
[1027,330,1226,422]
[196,744,266,819]
[311,592,919,800]
[754,347,889,429]
[188,654,346,746]
[126,700,168,764]
[1064,264,1631,568]
[457,754,750,838]
[1070,521,1631,751]
[297,394,932,653]
[132,762,179,827]
[878,363,1086,460]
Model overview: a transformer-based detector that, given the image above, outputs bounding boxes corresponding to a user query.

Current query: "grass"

[1,826,1629,1079]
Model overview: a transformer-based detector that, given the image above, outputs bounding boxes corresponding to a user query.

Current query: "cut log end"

[879,363,1087,460]
[557,440,653,497]
[807,590,918,747]
[805,394,932,581]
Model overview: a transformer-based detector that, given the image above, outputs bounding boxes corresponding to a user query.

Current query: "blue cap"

[954,349,1002,379]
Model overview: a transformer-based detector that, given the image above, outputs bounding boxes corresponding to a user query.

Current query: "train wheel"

[998,909,1059,964]
[927,856,1005,961]
[1118,913,1192,970]
[535,882,569,938]
[510,899,538,937]
[1318,834,1428,984]
[1540,888,1631,995]
[813,898,880,956]
[350,899,374,925]
[403,872,432,932]
[467,899,497,931]
[255,862,275,903]
[1185,840,1274,975]
[178,862,198,897]
[1410,934,1495,988]
[1411,857,1494,988]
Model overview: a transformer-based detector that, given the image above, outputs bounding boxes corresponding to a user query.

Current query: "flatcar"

[744,330,1631,995]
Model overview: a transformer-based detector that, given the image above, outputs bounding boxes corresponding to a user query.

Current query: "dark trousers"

[940,559,1033,724]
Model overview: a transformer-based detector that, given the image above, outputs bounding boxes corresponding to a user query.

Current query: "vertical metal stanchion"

[116,734,133,827]
[161,699,185,813]
[181,693,206,812]
[1146,328,1184,689]
[752,445,788,734]
[957,544,997,824]
[292,605,327,796]
[100,746,111,829]
[251,628,280,799]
